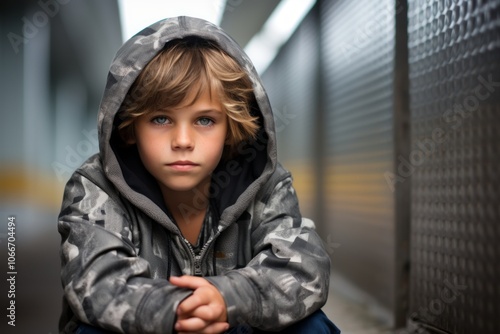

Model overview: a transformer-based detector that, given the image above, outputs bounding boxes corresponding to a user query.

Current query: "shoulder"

[61,153,122,207]
[69,154,116,192]
[59,154,132,224]
[256,162,293,204]
[74,153,105,181]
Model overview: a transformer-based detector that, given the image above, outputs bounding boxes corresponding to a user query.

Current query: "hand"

[170,275,229,334]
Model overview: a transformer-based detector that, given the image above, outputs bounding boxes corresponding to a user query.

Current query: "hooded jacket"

[58,16,330,333]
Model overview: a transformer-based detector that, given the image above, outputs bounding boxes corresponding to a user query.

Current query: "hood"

[97,16,277,232]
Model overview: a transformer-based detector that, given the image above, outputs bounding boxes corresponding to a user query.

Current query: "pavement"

[322,272,394,334]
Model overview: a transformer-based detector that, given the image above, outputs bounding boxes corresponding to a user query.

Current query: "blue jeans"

[227,310,340,334]
[76,310,340,334]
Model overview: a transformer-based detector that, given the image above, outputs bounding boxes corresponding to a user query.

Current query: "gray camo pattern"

[58,16,330,333]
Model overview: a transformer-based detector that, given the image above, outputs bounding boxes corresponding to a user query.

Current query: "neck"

[160,181,210,225]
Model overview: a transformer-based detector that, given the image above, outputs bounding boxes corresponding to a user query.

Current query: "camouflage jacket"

[58,16,330,333]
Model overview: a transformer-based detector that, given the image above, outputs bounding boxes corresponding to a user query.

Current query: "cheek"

[213,129,228,151]
[136,132,164,162]
[201,130,226,158]
[146,139,166,156]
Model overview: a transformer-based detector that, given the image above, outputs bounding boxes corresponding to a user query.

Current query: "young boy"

[58,16,339,334]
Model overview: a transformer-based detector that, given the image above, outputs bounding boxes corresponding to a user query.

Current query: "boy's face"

[133,88,227,195]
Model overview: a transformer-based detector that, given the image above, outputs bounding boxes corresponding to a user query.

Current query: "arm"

[58,171,192,333]
[206,174,331,331]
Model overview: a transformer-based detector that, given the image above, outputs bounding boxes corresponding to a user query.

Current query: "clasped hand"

[170,276,229,334]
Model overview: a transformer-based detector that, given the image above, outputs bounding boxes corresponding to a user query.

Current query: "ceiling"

[218,0,281,48]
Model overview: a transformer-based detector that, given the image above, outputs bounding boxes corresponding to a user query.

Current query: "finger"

[177,305,218,322]
[188,304,224,322]
[177,293,207,315]
[175,316,209,332]
[178,322,230,334]
[170,275,209,290]
[176,312,189,321]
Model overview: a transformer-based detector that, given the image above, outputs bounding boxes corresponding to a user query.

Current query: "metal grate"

[408,0,500,333]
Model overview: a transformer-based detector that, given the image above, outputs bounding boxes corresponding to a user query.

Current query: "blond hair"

[117,37,259,155]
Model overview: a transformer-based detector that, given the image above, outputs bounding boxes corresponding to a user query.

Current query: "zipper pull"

[194,255,202,276]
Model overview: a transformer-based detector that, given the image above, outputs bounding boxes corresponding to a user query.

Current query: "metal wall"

[262,0,410,327]
[263,0,409,325]
[262,9,320,219]
[320,0,402,322]
[407,0,500,333]
[264,0,500,331]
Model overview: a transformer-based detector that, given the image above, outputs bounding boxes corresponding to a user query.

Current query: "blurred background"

[1,0,499,333]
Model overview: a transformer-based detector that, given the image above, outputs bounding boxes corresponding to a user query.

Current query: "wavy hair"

[117,36,259,155]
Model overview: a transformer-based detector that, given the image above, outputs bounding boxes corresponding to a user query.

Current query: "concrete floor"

[322,272,394,334]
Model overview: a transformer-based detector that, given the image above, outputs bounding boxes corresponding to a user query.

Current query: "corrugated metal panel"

[321,0,397,314]
[262,11,319,218]
[408,0,500,333]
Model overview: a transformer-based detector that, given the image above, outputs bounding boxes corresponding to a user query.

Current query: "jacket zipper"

[182,232,219,276]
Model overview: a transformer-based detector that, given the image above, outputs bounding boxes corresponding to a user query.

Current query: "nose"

[171,124,194,150]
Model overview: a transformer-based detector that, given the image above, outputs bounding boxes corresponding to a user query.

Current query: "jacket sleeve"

[58,171,192,333]
[206,174,331,330]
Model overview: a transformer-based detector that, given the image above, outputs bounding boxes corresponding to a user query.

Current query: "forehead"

[172,80,222,109]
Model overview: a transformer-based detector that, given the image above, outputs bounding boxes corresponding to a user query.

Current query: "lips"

[166,160,199,171]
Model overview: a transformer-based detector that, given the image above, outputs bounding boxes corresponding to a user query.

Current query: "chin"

[162,181,201,193]
[157,174,210,194]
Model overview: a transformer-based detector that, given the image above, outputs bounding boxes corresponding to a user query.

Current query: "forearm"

[205,270,262,328]
[205,175,331,331]
[60,222,191,333]
[207,247,330,331]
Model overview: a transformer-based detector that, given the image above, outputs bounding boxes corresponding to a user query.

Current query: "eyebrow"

[151,108,224,117]
[152,107,222,113]
[193,109,224,115]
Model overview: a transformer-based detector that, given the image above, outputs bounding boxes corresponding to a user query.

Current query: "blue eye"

[152,116,170,125]
[197,117,214,126]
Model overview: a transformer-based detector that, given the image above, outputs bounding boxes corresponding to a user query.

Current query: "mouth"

[166,161,199,171]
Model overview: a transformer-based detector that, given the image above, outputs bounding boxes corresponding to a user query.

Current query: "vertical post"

[313,0,327,240]
[393,0,411,328]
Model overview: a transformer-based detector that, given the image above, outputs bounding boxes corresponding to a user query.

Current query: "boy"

[58,16,339,334]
